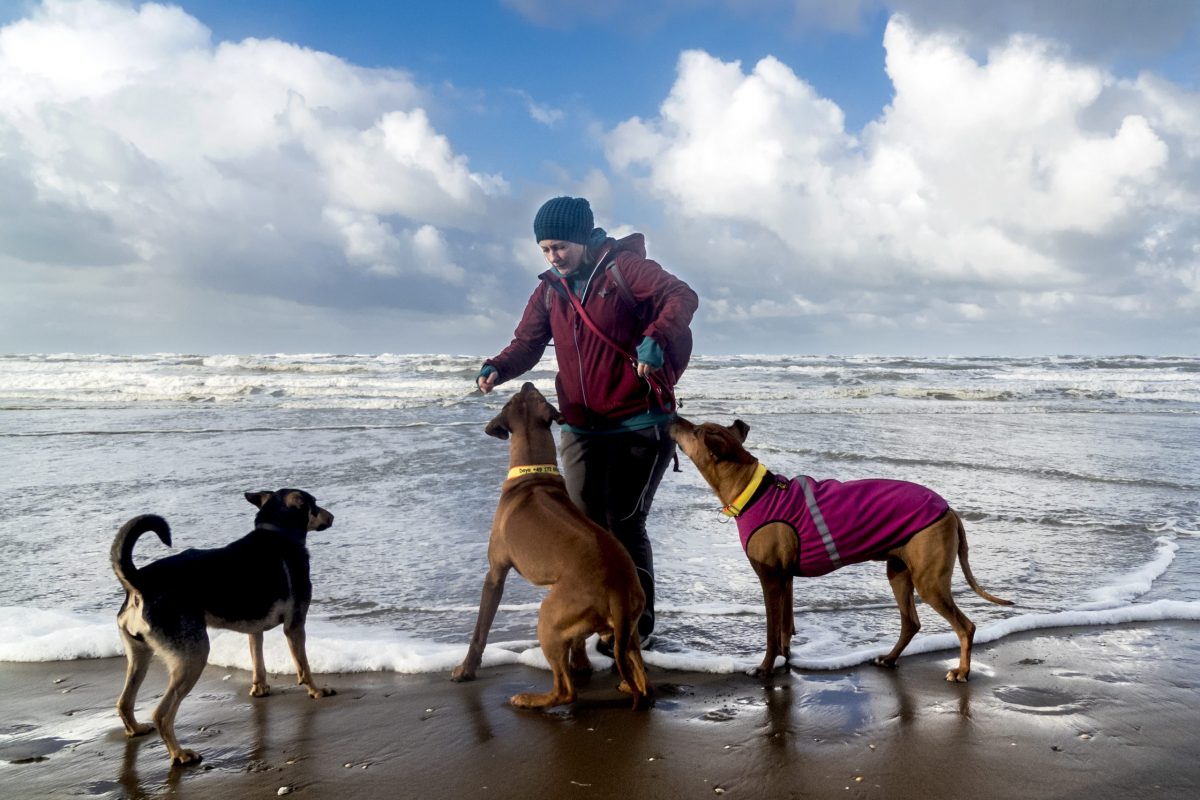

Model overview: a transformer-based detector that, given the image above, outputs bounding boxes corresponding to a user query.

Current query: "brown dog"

[451,383,652,710]
[670,417,1012,682]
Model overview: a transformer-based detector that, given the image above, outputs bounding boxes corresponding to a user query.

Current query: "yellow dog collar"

[506,464,561,480]
[721,462,768,517]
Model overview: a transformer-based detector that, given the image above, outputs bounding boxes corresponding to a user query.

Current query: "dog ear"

[540,399,566,426]
[701,428,733,459]
[485,412,510,440]
[731,419,750,442]
[245,491,271,508]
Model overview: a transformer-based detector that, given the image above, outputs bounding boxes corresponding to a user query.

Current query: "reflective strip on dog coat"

[735,475,949,577]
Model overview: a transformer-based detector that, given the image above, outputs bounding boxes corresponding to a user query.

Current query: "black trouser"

[559,421,675,638]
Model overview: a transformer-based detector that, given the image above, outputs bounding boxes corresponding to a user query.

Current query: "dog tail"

[111,514,171,593]
[610,611,654,711]
[955,512,1014,606]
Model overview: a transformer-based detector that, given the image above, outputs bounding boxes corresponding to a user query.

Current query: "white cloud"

[318,107,507,222]
[3,1,1197,356]
[605,15,1197,351]
[508,89,564,127]
[0,0,507,318]
[876,23,1169,236]
[610,50,851,220]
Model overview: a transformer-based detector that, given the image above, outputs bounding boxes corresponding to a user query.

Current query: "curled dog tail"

[111,514,171,594]
[955,511,1014,607]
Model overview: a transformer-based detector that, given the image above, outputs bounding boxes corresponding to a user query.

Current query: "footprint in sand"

[992,686,1089,715]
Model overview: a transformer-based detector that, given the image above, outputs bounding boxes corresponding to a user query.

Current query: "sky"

[1,0,1198,356]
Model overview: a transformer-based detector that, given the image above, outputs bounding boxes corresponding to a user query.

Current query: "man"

[477,196,698,645]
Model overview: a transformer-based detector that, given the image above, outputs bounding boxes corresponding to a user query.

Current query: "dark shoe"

[596,636,614,658]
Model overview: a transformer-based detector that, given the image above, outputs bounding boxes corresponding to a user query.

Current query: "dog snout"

[668,417,693,439]
[312,510,334,531]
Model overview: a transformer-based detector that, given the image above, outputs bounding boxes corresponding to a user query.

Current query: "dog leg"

[781,575,795,661]
[284,623,335,698]
[452,565,509,682]
[875,558,920,669]
[511,602,577,709]
[751,564,784,676]
[568,636,593,674]
[510,650,574,709]
[913,568,976,681]
[152,639,208,766]
[904,518,978,681]
[248,631,270,697]
[117,629,155,737]
[746,525,798,676]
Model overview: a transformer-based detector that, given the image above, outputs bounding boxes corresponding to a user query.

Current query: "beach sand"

[2,622,1198,799]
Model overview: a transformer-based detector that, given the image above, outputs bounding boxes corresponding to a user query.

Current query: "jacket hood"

[608,232,646,258]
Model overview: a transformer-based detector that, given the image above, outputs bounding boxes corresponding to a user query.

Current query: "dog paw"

[171,749,203,766]
[509,692,537,708]
[125,722,155,738]
[872,656,898,669]
[249,683,271,697]
[616,681,655,710]
[631,691,655,711]
[307,686,336,698]
[510,692,567,709]
[944,668,969,683]
[450,665,476,683]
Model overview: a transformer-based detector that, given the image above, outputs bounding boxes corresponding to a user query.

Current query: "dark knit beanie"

[533,196,594,244]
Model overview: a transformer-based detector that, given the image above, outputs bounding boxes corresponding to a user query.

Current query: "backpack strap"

[606,259,637,309]
[605,256,688,415]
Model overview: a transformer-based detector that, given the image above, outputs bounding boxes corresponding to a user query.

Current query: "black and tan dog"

[452,383,652,710]
[111,489,335,765]
[671,417,1012,681]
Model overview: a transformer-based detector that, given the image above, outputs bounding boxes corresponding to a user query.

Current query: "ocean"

[1,353,1198,677]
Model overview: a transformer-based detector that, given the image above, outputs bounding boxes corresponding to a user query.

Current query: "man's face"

[539,239,585,275]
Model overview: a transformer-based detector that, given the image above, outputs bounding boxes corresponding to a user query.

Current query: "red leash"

[557,275,675,412]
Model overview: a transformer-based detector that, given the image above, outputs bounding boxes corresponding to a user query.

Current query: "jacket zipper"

[572,321,590,414]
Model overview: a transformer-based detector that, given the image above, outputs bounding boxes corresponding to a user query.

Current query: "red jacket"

[485,234,698,429]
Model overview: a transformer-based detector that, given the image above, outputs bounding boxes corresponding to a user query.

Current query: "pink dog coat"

[735,472,949,577]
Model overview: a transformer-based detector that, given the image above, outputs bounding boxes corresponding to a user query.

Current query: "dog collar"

[256,523,306,544]
[721,463,769,517]
[506,464,561,480]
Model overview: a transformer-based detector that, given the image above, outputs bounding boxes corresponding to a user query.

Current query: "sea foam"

[5,598,1200,676]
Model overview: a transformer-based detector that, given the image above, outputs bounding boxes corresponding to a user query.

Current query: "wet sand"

[2,621,1198,799]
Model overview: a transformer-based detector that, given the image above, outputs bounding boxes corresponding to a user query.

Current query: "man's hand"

[477,371,499,394]
[637,362,660,379]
